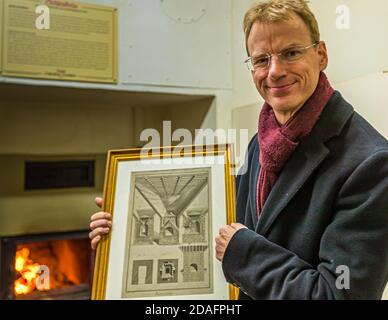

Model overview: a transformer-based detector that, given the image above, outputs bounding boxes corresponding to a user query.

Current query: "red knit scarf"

[256,72,334,217]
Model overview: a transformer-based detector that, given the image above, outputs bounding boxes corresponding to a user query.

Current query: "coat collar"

[253,91,355,235]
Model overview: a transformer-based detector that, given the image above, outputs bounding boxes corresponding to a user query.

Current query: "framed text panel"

[1,0,117,83]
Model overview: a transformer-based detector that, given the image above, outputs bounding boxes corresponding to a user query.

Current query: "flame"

[14,247,49,295]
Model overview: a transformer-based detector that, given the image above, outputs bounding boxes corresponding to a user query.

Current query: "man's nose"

[267,55,287,80]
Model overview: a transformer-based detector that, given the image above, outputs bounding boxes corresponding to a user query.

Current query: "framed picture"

[92,144,238,300]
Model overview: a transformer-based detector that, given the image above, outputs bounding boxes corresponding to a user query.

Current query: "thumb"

[95,197,104,209]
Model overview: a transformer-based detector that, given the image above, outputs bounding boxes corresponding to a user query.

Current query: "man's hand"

[215,223,247,262]
[89,197,112,250]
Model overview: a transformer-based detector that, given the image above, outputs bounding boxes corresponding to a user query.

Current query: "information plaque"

[1,0,118,83]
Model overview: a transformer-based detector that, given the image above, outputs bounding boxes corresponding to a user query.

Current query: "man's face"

[247,13,328,116]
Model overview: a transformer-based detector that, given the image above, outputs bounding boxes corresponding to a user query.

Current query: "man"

[90,0,388,299]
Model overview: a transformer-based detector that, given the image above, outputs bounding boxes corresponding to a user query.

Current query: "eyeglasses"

[244,42,319,71]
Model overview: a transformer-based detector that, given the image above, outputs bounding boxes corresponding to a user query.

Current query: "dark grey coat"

[222,91,388,299]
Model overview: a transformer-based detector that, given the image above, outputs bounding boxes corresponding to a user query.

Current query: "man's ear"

[317,41,329,71]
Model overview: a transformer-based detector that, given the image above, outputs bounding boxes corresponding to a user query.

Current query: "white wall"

[310,0,388,139]
[118,0,233,89]
[335,72,388,138]
[310,0,388,84]
[231,0,263,109]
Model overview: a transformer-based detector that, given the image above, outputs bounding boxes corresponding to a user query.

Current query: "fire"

[14,247,49,295]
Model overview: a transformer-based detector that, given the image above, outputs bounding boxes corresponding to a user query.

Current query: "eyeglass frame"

[244,42,320,72]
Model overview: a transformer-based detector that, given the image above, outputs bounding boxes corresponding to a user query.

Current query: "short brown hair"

[244,0,320,54]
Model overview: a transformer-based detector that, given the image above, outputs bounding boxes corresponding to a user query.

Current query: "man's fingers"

[89,227,110,240]
[90,219,112,231]
[91,235,101,250]
[215,245,225,262]
[95,197,104,209]
[215,235,227,244]
[231,222,247,230]
[218,226,233,239]
[215,245,224,254]
[90,211,111,222]
[90,197,108,250]
[218,226,228,236]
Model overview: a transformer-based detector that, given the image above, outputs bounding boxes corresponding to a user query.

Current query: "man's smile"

[266,81,297,89]
[266,81,297,95]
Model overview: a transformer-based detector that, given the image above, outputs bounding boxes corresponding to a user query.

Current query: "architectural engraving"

[122,168,213,298]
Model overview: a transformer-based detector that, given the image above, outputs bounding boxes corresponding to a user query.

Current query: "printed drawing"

[122,168,213,298]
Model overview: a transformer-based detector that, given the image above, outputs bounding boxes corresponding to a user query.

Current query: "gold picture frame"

[92,144,238,300]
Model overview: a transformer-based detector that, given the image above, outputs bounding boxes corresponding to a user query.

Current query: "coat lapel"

[254,91,355,236]
[250,153,260,228]
[255,135,329,236]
